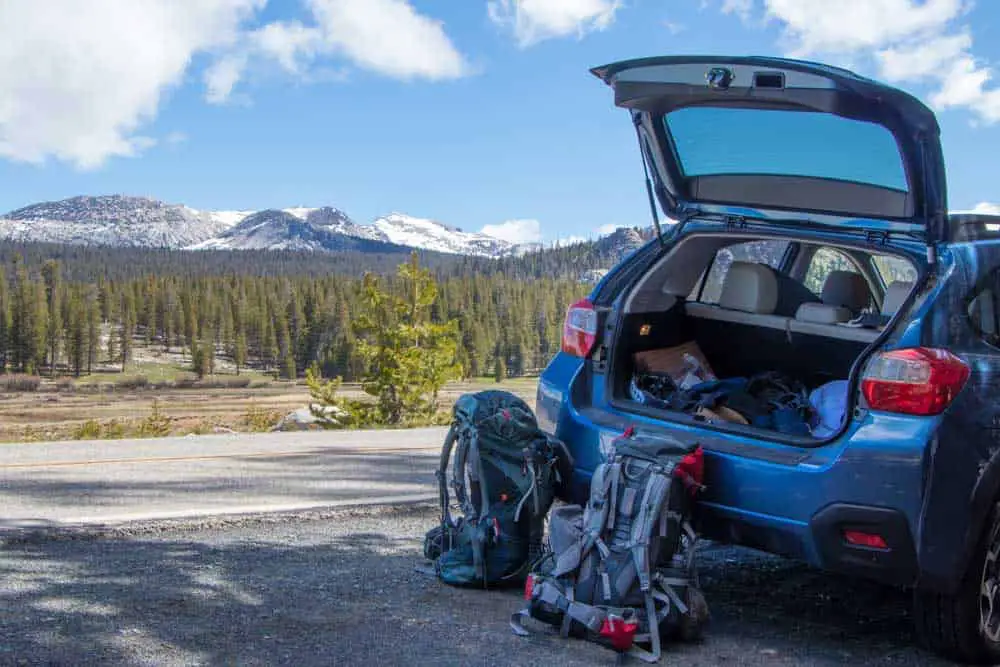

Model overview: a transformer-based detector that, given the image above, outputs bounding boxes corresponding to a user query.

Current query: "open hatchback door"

[592,56,948,245]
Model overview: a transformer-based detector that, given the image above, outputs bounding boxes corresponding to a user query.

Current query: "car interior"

[608,233,919,435]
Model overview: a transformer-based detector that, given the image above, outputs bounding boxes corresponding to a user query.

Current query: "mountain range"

[0,195,558,258]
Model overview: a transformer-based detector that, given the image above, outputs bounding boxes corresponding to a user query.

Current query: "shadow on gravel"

[0,512,953,666]
[0,452,438,511]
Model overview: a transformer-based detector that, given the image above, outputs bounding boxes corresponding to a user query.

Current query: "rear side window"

[969,275,1000,347]
[873,254,918,286]
[804,247,860,296]
[692,240,789,304]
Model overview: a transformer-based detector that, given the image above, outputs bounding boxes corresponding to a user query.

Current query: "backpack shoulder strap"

[436,424,459,528]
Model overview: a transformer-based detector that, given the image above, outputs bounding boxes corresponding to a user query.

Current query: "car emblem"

[706,67,734,90]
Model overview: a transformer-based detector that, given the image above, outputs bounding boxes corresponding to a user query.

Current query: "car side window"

[691,240,789,304]
[804,247,860,296]
[873,254,918,286]
[968,275,1000,347]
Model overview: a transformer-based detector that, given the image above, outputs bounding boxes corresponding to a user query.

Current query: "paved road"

[0,429,448,530]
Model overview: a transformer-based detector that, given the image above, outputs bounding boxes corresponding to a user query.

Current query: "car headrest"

[881,281,914,317]
[795,302,853,325]
[719,262,778,314]
[821,271,869,313]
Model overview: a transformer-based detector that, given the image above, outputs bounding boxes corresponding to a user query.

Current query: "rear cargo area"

[608,234,919,440]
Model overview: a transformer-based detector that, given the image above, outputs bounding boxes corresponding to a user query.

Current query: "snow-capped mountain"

[0,195,236,248]
[0,195,527,257]
[191,208,407,253]
[370,213,513,257]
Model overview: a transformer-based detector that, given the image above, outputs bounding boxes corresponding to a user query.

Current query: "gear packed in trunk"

[606,233,919,442]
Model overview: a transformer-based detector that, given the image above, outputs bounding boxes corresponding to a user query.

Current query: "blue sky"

[1,0,999,244]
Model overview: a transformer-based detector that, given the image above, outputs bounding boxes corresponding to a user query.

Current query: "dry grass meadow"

[0,365,540,443]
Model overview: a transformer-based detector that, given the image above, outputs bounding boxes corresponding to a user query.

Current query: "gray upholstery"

[685,301,789,331]
[719,262,779,314]
[881,281,914,317]
[821,271,870,313]
[795,302,852,325]
[787,318,880,343]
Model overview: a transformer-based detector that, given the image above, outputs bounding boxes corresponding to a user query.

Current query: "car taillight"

[861,347,970,416]
[561,299,598,358]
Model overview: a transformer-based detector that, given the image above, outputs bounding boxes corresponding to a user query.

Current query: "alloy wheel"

[980,515,1000,643]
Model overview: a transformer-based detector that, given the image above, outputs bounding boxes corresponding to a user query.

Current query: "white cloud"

[762,0,964,56]
[165,131,189,147]
[597,223,624,236]
[876,31,971,81]
[0,0,262,168]
[208,0,470,103]
[488,0,621,47]
[480,219,543,244]
[663,20,686,35]
[723,0,1000,124]
[0,0,469,166]
[719,0,754,20]
[969,202,1000,215]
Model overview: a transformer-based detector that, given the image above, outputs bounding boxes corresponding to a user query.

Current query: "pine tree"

[143,280,157,346]
[494,353,506,383]
[234,332,247,376]
[191,340,209,379]
[86,287,100,373]
[65,290,87,377]
[119,290,136,372]
[353,252,461,423]
[281,352,297,380]
[41,260,62,376]
[0,271,10,372]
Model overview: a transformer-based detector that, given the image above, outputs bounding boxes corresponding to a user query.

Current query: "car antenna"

[633,113,668,248]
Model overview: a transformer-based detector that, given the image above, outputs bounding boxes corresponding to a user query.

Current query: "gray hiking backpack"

[423,390,573,588]
[511,430,709,663]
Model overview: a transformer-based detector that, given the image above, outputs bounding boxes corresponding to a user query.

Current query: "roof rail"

[949,213,1000,242]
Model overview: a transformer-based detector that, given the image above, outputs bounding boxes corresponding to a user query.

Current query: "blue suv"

[536,55,1000,663]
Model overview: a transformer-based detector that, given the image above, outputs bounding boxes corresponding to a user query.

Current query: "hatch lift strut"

[633,114,668,248]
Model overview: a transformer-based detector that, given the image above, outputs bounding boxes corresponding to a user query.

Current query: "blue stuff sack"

[809,380,850,438]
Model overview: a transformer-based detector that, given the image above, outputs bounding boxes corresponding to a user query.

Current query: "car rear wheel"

[914,502,1000,664]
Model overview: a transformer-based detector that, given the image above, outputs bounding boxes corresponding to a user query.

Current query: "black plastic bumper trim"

[810,503,918,587]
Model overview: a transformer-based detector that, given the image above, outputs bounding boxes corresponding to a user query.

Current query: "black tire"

[914,502,1000,664]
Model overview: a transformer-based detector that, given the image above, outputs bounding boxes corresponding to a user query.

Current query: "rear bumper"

[809,503,918,587]
[537,353,933,589]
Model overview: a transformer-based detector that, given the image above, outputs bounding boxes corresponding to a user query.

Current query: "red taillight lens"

[861,347,970,416]
[523,575,535,601]
[844,530,889,550]
[561,299,598,358]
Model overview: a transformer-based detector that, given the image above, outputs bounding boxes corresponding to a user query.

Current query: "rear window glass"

[664,107,908,192]
[692,240,789,304]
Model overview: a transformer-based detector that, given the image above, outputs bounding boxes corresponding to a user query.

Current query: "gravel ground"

[0,503,953,667]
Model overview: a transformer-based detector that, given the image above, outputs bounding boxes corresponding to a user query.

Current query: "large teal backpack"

[423,391,572,588]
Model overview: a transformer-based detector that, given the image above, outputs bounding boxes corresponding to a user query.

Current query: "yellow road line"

[0,446,440,470]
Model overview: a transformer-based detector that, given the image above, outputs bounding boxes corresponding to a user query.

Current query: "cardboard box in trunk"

[633,341,717,390]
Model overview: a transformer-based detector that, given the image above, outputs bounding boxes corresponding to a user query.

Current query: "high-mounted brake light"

[861,347,970,416]
[561,299,598,358]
